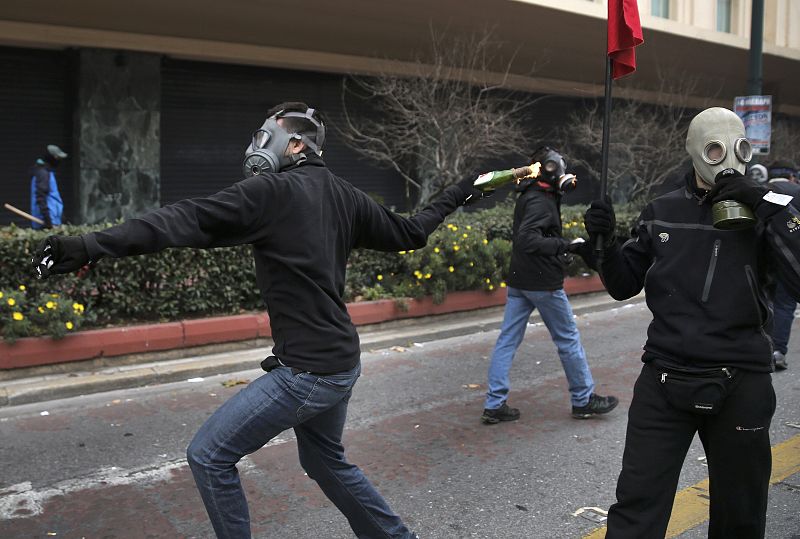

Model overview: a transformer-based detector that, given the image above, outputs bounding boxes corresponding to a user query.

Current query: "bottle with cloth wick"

[472,162,541,192]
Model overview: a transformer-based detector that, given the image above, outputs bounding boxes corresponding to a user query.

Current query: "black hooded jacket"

[507,181,571,291]
[597,171,800,372]
[80,156,468,373]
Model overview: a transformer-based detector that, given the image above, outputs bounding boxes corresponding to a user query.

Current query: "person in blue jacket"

[30,144,68,229]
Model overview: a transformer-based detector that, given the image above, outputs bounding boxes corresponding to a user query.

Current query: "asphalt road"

[1,300,798,538]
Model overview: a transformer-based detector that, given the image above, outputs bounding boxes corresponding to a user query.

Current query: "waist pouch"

[651,362,738,415]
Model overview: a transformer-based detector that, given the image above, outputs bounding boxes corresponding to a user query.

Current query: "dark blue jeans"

[772,280,796,355]
[187,363,413,539]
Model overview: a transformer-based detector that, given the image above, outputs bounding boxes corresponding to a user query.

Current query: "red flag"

[607,0,644,79]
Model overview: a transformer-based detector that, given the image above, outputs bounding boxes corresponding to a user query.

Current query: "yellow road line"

[582,433,800,539]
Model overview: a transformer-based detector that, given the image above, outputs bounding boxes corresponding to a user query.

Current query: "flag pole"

[595,40,614,252]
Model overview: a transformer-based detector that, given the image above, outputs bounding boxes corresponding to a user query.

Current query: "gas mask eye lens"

[544,160,558,172]
[703,141,726,165]
[253,129,271,149]
[734,138,753,163]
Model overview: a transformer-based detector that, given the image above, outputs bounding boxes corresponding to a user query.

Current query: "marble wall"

[76,49,160,224]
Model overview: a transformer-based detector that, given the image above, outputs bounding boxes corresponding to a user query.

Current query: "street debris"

[39,411,49,416]
[186,377,204,383]
[786,422,800,429]
[390,346,407,353]
[515,504,528,511]
[414,424,420,429]
[572,506,608,523]
[221,379,249,388]
[462,384,481,389]
[697,456,708,467]
[413,342,424,347]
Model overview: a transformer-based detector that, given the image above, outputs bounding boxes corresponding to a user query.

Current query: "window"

[651,0,669,18]
[717,0,732,33]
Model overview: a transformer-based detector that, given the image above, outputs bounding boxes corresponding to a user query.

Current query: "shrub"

[0,200,643,339]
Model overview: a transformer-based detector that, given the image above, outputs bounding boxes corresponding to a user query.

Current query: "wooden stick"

[4,203,46,225]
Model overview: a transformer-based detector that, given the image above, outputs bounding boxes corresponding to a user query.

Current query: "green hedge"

[0,202,641,339]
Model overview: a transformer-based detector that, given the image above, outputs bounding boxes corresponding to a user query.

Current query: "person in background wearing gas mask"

[584,107,800,538]
[765,160,800,371]
[30,144,68,229]
[480,146,618,424]
[30,102,487,539]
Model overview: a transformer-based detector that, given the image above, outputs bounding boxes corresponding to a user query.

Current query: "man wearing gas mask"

[480,146,618,425]
[30,102,487,539]
[584,107,800,538]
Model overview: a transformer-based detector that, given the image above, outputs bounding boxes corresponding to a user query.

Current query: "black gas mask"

[537,149,577,193]
[242,108,326,177]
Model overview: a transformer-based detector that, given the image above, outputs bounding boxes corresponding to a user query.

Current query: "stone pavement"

[0,291,642,407]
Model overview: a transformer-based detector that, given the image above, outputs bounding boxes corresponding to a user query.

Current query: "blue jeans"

[187,363,413,539]
[772,280,796,355]
[485,287,595,409]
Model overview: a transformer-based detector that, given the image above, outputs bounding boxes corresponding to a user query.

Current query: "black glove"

[567,238,599,271]
[584,198,616,248]
[456,177,490,206]
[42,217,53,230]
[31,235,90,280]
[710,169,770,209]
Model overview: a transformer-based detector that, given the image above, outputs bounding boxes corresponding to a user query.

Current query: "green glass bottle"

[473,162,540,192]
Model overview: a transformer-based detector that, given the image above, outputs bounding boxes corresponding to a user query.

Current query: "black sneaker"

[571,393,619,419]
[774,351,788,371]
[481,402,521,424]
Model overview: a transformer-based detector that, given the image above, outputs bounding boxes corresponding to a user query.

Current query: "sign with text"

[734,95,772,155]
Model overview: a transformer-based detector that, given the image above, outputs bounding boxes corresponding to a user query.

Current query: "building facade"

[0,0,798,225]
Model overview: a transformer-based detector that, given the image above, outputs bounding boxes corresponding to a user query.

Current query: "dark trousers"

[606,363,776,539]
[772,280,797,355]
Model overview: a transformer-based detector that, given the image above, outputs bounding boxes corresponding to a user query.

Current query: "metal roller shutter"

[0,46,73,226]
[160,58,407,209]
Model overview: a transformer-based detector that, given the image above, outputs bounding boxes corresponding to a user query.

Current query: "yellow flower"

[50,294,58,298]
[65,321,74,330]
[12,312,23,321]
[408,250,415,253]
[485,278,491,284]
[38,307,45,313]
[0,291,4,299]
[469,262,475,267]
[434,247,440,254]
[46,301,55,309]
[489,285,495,291]
[448,266,455,273]
[462,233,468,238]
[8,298,15,307]
[564,223,571,229]
[500,282,507,288]
[72,303,84,313]
[483,239,489,245]
[398,251,406,255]
[425,273,432,279]
[18,285,25,291]
[453,245,460,252]
[466,225,472,230]
[452,226,458,231]
[377,274,383,281]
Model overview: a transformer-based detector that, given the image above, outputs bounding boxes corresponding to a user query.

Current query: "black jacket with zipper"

[598,172,800,372]
[507,182,571,291]
[80,155,468,374]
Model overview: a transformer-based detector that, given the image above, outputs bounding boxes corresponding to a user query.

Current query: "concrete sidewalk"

[0,291,644,407]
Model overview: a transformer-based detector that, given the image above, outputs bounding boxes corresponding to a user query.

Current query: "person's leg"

[186,366,352,539]
[527,288,594,406]
[771,280,795,369]
[295,369,415,539]
[699,371,775,539]
[606,364,699,538]
[484,287,535,410]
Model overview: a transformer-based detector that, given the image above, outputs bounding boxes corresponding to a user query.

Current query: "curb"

[0,290,645,407]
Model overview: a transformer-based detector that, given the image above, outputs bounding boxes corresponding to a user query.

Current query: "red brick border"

[0,276,603,369]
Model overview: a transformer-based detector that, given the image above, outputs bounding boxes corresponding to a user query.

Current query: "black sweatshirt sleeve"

[34,167,52,226]
[353,185,466,251]
[515,196,570,256]
[82,176,275,261]
[760,198,800,301]
[598,206,654,300]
